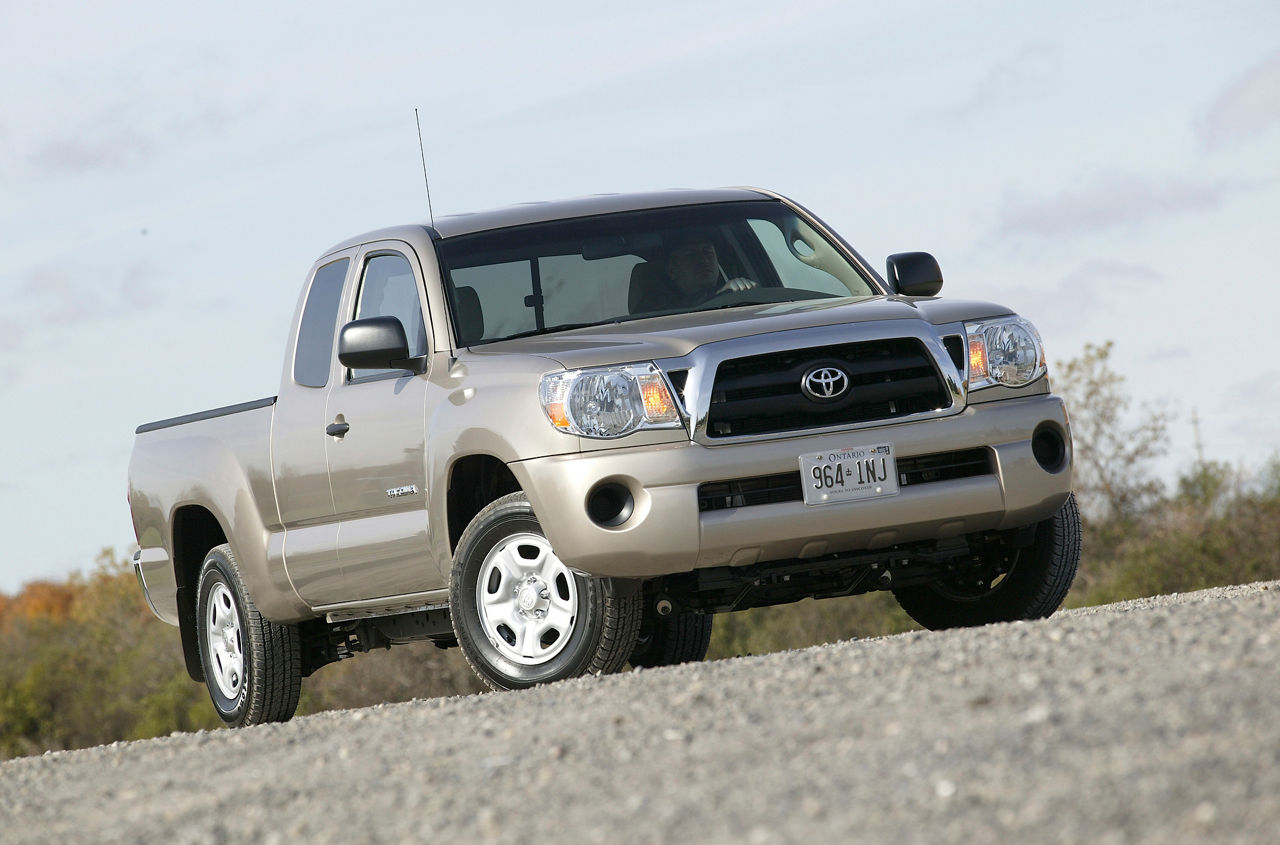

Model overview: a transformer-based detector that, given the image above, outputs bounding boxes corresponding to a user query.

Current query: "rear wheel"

[630,611,713,668]
[450,493,641,690]
[195,544,302,727]
[893,493,1082,630]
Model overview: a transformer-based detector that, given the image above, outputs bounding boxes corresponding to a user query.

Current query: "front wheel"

[450,493,641,690]
[195,544,302,726]
[893,493,1082,630]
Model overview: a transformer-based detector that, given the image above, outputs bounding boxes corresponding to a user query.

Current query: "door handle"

[326,422,350,437]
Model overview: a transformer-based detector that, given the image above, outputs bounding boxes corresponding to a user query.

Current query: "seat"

[628,262,671,314]
[453,286,485,346]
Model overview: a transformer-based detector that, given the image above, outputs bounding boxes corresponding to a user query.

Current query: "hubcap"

[476,533,578,666]
[206,581,245,700]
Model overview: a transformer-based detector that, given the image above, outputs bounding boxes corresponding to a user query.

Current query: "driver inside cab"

[630,229,757,313]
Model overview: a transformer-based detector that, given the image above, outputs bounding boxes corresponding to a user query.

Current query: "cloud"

[1219,369,1280,449]
[1044,259,1163,310]
[1197,50,1280,151]
[19,261,162,327]
[122,265,164,310]
[994,258,1163,339]
[943,44,1062,120]
[999,174,1229,237]
[25,97,237,176]
[27,130,156,173]
[1056,259,1163,288]
[0,316,25,354]
[22,265,103,324]
[1143,345,1192,365]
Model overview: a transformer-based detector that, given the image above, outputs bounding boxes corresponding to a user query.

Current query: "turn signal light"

[968,337,989,383]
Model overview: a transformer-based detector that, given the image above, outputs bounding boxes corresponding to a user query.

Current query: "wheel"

[195,544,302,727]
[450,492,641,690]
[893,493,1082,630]
[630,611,713,668]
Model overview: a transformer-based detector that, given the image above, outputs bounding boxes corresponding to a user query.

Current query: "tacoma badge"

[386,485,419,498]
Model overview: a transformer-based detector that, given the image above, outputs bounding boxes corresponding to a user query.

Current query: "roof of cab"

[323,187,776,255]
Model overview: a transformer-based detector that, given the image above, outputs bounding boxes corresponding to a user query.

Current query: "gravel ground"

[3,581,1279,844]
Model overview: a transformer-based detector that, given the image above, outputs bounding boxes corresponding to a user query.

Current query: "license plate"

[799,443,900,506]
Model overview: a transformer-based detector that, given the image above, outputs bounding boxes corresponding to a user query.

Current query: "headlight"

[539,364,683,438]
[965,316,1046,389]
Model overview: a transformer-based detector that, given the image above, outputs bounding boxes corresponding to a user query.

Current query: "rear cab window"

[293,258,350,388]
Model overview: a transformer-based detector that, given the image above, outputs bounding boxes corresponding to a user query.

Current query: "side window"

[293,258,349,388]
[350,253,428,380]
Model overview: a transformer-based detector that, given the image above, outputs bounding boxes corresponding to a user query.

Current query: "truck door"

[273,253,352,606]
[325,244,437,601]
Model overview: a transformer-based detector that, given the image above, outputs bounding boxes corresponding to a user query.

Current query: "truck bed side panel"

[128,401,310,624]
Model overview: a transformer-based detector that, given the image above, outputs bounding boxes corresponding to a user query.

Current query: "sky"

[1,0,1278,592]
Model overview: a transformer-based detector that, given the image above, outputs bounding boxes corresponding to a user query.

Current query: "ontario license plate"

[799,443,900,506]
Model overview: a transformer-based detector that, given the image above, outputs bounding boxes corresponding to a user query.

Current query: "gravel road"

[3,582,1279,844]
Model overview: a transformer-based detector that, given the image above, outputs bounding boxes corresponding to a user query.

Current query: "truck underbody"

[297,520,1039,677]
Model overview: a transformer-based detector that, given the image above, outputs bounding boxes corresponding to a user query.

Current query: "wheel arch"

[171,505,228,682]
[446,453,522,555]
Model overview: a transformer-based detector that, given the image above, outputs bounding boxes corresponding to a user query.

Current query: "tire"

[195,544,302,727]
[450,492,641,691]
[630,611,713,668]
[893,493,1082,630]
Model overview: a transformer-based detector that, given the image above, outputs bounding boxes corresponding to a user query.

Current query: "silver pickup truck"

[128,188,1079,726]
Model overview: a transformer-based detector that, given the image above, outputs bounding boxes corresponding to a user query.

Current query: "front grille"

[697,473,803,512]
[704,338,950,438]
[697,448,992,512]
[896,447,990,486]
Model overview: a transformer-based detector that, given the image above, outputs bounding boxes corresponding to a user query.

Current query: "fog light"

[1032,424,1067,473]
[587,482,634,527]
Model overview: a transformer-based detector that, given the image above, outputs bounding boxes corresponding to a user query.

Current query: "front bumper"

[510,394,1072,579]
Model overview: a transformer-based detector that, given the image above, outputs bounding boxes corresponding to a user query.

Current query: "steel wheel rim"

[206,581,245,700]
[928,557,1017,602]
[475,532,578,666]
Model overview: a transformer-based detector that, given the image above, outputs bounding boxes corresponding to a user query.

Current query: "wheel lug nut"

[534,609,545,619]
[539,589,550,600]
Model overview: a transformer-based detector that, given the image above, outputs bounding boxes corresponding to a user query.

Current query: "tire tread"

[450,492,641,690]
[198,544,302,727]
[893,493,1082,630]
[631,613,714,668]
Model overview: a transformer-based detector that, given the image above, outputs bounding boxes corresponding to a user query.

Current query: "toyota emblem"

[801,366,850,401]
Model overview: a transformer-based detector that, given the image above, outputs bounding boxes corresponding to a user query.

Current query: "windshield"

[436,200,880,346]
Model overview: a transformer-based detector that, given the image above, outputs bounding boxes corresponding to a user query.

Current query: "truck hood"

[465,295,1013,370]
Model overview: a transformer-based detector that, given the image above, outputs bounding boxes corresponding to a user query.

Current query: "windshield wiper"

[496,321,617,342]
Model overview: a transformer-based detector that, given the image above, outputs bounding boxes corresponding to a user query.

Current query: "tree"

[1054,341,1171,521]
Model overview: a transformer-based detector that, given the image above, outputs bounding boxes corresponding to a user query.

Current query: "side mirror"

[337,317,425,374]
[886,252,944,297]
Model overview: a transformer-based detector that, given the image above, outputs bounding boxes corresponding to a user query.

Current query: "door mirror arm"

[388,355,428,375]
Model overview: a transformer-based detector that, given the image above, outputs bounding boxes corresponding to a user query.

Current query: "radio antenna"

[414,108,436,228]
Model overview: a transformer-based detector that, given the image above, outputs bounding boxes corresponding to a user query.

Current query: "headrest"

[453,286,484,346]
[628,261,666,313]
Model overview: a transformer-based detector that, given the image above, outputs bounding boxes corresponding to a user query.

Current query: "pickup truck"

[128,187,1080,727]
